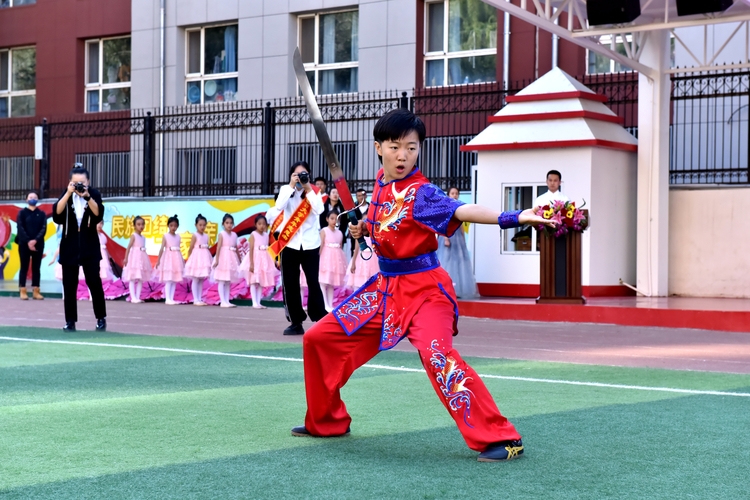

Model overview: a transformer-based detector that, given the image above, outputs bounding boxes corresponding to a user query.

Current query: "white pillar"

[636,30,671,296]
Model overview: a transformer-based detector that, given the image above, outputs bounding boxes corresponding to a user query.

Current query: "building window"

[587,35,674,74]
[298,10,359,95]
[85,37,131,113]
[185,25,238,105]
[0,0,36,8]
[0,47,36,118]
[587,36,633,75]
[424,0,497,87]
[502,185,546,253]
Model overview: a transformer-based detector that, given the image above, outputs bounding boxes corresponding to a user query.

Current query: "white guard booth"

[462,68,638,298]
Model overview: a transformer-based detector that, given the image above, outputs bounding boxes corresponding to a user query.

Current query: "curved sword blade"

[292,47,344,181]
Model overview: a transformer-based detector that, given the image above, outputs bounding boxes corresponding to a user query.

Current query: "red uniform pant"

[302,298,521,452]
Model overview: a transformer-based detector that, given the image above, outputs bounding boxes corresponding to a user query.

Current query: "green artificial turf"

[1,325,749,499]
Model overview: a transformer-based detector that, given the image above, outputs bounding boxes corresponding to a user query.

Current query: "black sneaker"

[291,425,350,438]
[477,440,524,462]
[63,322,76,332]
[283,323,305,336]
[96,319,107,332]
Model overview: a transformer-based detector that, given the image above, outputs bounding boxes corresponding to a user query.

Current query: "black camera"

[74,182,86,193]
[298,172,310,184]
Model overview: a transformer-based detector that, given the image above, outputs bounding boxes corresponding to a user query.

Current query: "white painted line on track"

[2,336,750,398]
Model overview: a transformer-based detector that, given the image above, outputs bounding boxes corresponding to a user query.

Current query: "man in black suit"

[52,165,107,332]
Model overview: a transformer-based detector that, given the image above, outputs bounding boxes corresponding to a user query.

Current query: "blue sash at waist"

[378,252,439,276]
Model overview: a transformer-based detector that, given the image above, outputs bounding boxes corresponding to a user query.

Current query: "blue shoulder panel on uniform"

[412,184,465,236]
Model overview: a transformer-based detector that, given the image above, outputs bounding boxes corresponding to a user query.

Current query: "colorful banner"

[0,198,273,283]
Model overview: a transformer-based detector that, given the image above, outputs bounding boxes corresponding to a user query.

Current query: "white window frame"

[424,0,497,88]
[297,10,359,95]
[0,46,36,118]
[84,36,131,113]
[501,183,547,255]
[184,23,239,105]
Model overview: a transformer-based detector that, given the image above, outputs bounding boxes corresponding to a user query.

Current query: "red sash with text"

[267,186,319,259]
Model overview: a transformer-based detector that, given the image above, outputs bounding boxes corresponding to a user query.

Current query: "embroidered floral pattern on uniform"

[334,291,379,329]
[381,313,404,349]
[429,340,474,427]
[377,183,418,233]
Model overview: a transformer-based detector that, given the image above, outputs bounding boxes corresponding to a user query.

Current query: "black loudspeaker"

[676,0,733,16]
[586,0,641,26]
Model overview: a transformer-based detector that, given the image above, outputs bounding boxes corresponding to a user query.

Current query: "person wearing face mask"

[52,164,107,332]
[16,191,48,300]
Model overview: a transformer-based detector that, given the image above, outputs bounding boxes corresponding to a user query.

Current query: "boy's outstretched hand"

[519,209,557,228]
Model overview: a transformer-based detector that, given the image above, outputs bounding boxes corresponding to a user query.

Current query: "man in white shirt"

[276,161,327,336]
[534,169,569,208]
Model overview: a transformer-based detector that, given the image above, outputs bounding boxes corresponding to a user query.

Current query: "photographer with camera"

[274,161,327,336]
[52,164,107,332]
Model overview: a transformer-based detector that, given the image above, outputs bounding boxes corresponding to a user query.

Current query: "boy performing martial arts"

[291,109,555,462]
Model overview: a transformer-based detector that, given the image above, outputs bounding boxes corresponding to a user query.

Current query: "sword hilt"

[337,202,373,261]
[332,177,373,261]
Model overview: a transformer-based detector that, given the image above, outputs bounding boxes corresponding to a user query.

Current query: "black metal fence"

[0,69,747,201]
[670,70,749,184]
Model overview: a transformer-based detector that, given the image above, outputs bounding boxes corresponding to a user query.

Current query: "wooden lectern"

[537,217,587,304]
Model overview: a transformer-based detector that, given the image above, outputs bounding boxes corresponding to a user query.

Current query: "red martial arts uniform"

[302,168,523,452]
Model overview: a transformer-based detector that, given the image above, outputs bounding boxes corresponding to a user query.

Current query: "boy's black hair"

[546,170,562,181]
[255,214,268,225]
[355,188,367,195]
[373,108,426,144]
[314,176,327,186]
[26,190,38,198]
[133,216,144,225]
[447,186,459,194]
[222,213,234,224]
[290,161,311,176]
[195,213,207,224]
[168,214,179,226]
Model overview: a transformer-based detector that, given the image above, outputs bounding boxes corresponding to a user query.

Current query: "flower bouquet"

[534,200,589,238]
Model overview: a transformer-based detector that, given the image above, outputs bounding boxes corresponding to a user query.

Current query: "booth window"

[298,10,359,95]
[186,24,239,105]
[85,37,131,113]
[502,185,547,253]
[424,0,497,87]
[0,47,36,118]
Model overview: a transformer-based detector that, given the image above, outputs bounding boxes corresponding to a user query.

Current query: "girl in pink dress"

[318,211,347,312]
[155,215,185,305]
[184,214,212,306]
[212,213,241,307]
[97,221,115,281]
[346,235,380,289]
[240,214,277,309]
[122,216,153,304]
